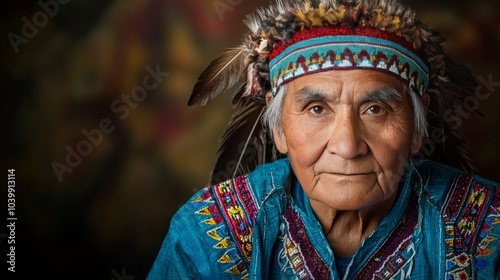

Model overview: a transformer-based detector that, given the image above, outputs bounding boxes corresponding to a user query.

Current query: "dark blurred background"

[1,0,499,279]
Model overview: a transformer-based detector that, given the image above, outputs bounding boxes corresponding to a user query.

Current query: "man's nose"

[326,112,368,159]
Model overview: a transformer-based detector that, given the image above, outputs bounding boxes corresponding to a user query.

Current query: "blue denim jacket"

[148,158,500,279]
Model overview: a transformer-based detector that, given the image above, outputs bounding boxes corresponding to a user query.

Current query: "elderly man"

[148,0,500,279]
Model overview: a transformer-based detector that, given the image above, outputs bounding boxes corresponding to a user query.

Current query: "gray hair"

[262,85,428,143]
[262,85,288,140]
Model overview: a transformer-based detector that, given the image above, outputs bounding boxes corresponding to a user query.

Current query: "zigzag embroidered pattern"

[282,204,331,279]
[353,195,419,280]
[442,175,500,279]
[269,29,429,96]
[192,176,257,279]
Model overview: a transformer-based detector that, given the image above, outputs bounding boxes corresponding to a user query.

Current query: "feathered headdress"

[189,0,476,184]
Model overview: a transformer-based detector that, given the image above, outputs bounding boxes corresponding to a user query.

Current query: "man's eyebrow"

[362,87,403,103]
[293,86,403,104]
[294,86,329,103]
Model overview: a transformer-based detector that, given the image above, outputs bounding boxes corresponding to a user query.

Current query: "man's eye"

[366,105,385,115]
[309,105,326,115]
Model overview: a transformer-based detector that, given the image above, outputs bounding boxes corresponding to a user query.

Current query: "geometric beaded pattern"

[270,34,429,96]
[282,204,332,279]
[353,195,419,280]
[192,175,258,280]
[280,195,419,280]
[442,175,500,279]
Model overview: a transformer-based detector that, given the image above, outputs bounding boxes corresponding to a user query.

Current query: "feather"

[231,63,253,105]
[210,101,279,184]
[188,47,247,106]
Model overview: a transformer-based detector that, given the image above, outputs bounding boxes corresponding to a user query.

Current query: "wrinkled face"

[274,70,422,211]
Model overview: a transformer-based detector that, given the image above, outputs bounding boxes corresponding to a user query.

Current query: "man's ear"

[265,91,273,105]
[421,92,430,111]
[410,136,423,155]
[272,128,288,154]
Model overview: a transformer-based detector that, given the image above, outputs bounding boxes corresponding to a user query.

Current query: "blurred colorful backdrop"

[1,0,499,279]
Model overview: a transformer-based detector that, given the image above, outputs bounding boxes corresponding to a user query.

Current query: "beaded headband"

[268,27,429,96]
[188,0,448,105]
[189,0,477,184]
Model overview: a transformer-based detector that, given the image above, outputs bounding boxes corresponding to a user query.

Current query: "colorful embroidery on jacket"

[442,175,500,279]
[192,176,258,279]
[279,194,419,279]
[282,204,331,279]
[353,195,419,280]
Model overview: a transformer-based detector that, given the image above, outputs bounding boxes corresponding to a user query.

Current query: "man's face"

[274,70,422,211]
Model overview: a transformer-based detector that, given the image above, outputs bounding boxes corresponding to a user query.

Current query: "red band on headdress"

[269,27,419,61]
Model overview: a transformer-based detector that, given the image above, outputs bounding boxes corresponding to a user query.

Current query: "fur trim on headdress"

[189,0,476,183]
